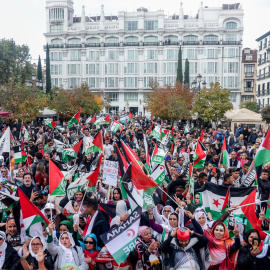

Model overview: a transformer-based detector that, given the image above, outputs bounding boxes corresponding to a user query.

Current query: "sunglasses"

[163,210,171,213]
[84,241,95,245]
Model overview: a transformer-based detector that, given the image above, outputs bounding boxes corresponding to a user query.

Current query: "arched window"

[226,22,237,29]
[51,39,63,45]
[86,37,100,44]
[164,35,178,42]
[183,35,198,42]
[144,36,158,42]
[204,35,218,42]
[105,37,119,44]
[124,36,139,43]
[68,38,81,44]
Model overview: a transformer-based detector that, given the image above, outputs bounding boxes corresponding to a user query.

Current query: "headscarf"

[0,231,7,269]
[41,203,57,221]
[59,232,76,266]
[205,222,238,270]
[110,200,129,228]
[59,220,73,234]
[194,193,203,207]
[194,207,214,230]
[79,233,100,253]
[63,200,77,217]
[161,205,174,223]
[29,236,47,259]
[5,218,16,234]
[166,212,179,231]
[73,192,85,211]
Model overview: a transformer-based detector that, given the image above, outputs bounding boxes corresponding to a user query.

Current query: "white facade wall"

[45,1,244,114]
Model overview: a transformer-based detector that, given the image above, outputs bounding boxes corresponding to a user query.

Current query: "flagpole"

[157,186,181,208]
[78,189,87,214]
[238,199,269,208]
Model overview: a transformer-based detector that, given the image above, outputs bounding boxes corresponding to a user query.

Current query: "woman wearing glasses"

[22,236,54,270]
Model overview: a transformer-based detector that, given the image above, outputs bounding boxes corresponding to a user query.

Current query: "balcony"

[163,41,179,46]
[182,41,200,45]
[124,42,140,46]
[43,44,64,49]
[223,41,241,45]
[85,43,100,47]
[66,44,82,48]
[266,72,270,78]
[203,41,220,45]
[244,87,253,92]
[257,92,260,97]
[245,72,254,77]
[257,74,265,81]
[259,45,262,51]
[143,42,159,46]
[104,43,119,47]
[258,59,267,66]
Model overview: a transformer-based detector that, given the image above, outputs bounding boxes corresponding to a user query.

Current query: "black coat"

[25,249,54,270]
[2,244,21,270]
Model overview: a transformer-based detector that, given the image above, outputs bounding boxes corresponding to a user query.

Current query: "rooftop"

[256,31,270,42]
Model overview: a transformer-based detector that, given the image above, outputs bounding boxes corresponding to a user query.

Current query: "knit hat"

[0,231,6,241]
[177,228,190,241]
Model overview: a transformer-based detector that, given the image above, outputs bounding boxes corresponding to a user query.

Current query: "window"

[224,48,239,58]
[226,22,237,29]
[244,64,254,76]
[105,63,118,75]
[183,49,198,60]
[51,78,63,88]
[124,92,138,102]
[204,35,218,42]
[203,62,218,74]
[124,36,139,44]
[230,92,237,102]
[183,35,198,42]
[245,55,252,60]
[107,93,119,102]
[224,62,238,73]
[86,51,99,61]
[144,77,158,87]
[105,50,119,60]
[49,8,64,20]
[110,106,119,113]
[50,25,63,33]
[144,63,158,73]
[124,77,138,88]
[68,78,80,88]
[204,76,218,87]
[124,21,138,31]
[226,34,237,42]
[204,49,218,59]
[164,49,177,60]
[51,39,63,45]
[67,64,81,75]
[124,50,138,60]
[50,52,62,61]
[51,64,62,75]
[164,35,178,43]
[144,36,158,43]
[145,50,158,60]
[223,76,238,88]
[86,37,100,44]
[105,37,119,44]
[244,80,253,92]
[86,77,99,88]
[124,63,138,74]
[163,76,176,85]
[86,64,99,75]
[144,21,158,30]
[163,62,177,74]
[189,62,198,74]
[105,77,118,88]
[68,38,81,45]
[69,50,81,61]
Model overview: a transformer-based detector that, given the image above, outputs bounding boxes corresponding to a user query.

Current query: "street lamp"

[191,74,207,94]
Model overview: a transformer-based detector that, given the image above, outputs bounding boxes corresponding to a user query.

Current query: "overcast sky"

[1,0,269,65]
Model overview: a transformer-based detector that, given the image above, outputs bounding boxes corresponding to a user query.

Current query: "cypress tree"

[46,44,51,94]
[37,55,43,89]
[184,59,190,85]
[176,46,183,83]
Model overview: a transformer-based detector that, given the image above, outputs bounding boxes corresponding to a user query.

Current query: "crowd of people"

[0,116,269,270]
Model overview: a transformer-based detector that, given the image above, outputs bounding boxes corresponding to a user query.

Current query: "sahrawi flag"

[150,162,166,185]
[68,108,81,128]
[0,127,10,155]
[193,140,206,168]
[95,114,110,126]
[100,206,142,265]
[151,126,163,141]
[151,144,166,164]
[18,188,50,236]
[86,130,103,155]
[255,128,270,167]
[221,135,229,168]
[111,120,123,133]
[199,182,257,230]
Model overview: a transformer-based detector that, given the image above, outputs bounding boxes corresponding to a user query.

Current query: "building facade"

[44,1,244,114]
[256,31,270,108]
[241,48,257,102]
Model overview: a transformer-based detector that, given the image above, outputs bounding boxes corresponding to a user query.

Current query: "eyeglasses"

[163,210,171,213]
[84,241,94,245]
[31,243,42,246]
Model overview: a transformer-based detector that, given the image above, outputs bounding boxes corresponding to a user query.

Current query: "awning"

[0,111,11,117]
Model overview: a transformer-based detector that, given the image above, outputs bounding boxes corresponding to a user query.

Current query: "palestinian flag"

[143,136,150,172]
[151,144,166,164]
[188,164,195,199]
[111,120,123,133]
[72,139,83,154]
[147,124,154,134]
[193,141,206,168]
[20,140,27,162]
[221,135,229,168]
[100,207,142,265]
[86,130,103,155]
[255,129,270,167]
[170,128,175,141]
[150,162,166,185]
[44,119,57,129]
[99,203,116,224]
[184,124,190,134]
[86,115,95,124]
[19,121,23,139]
[67,177,89,199]
[0,191,19,210]
[96,114,110,126]
[199,131,203,142]
[85,153,103,191]
[13,145,22,164]
[18,188,50,236]
[199,183,257,230]
[120,113,132,124]
[61,148,77,163]
[68,108,81,128]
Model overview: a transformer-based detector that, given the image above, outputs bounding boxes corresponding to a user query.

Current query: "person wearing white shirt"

[103,138,114,160]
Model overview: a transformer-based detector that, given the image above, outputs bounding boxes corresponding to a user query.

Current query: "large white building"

[256,31,270,108]
[44,1,244,114]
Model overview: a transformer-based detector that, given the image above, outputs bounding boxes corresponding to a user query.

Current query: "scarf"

[194,208,214,230]
[160,205,175,224]
[63,201,77,217]
[59,232,76,266]
[29,236,47,259]
[111,200,129,228]
[0,232,7,269]
[85,210,98,236]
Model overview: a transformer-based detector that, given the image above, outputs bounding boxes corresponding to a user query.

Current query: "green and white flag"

[221,135,229,168]
[62,148,77,162]
[13,145,22,164]
[67,177,89,199]
[100,207,142,265]
[150,162,166,185]
[151,144,166,164]
[111,121,123,133]
[255,130,270,167]
[151,126,162,141]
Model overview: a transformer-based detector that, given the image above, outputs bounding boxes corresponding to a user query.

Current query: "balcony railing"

[223,41,241,45]
[258,59,267,66]
[257,92,260,97]
[257,74,266,81]
[266,72,270,78]
[143,42,159,46]
[245,72,254,77]
[43,44,64,49]
[203,41,220,45]
[66,44,82,48]
[124,42,140,46]
[182,41,200,45]
[244,87,253,92]
[85,43,100,47]
[259,45,262,51]
[163,41,179,46]
[104,43,119,47]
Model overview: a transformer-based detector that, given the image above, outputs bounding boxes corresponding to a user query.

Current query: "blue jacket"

[235,128,243,138]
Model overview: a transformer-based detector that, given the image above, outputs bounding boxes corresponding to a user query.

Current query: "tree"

[184,59,189,85]
[0,39,34,84]
[240,100,260,113]
[0,81,47,121]
[193,82,233,123]
[46,44,51,94]
[261,105,270,124]
[37,55,43,81]
[145,82,194,124]
[176,46,183,83]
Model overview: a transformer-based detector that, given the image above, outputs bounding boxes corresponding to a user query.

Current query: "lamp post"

[191,74,207,94]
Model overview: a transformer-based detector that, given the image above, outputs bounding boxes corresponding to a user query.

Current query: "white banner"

[0,127,10,155]
[102,160,119,187]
